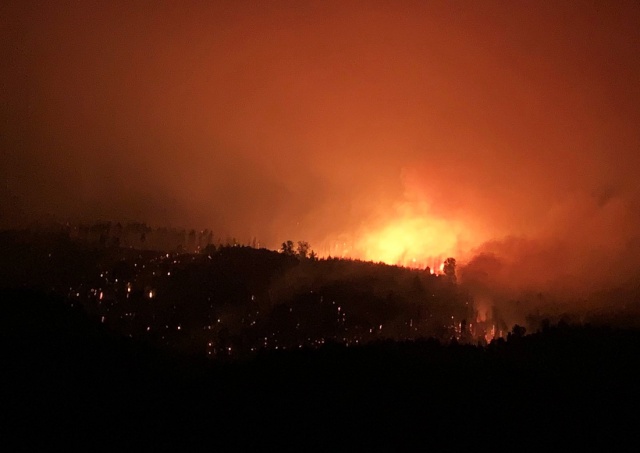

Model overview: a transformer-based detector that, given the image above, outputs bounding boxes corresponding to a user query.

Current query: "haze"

[2,1,640,303]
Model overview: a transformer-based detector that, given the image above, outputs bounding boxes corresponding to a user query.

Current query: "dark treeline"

[3,289,640,449]
[0,228,481,357]
[4,227,640,358]
[64,220,256,253]
[2,219,258,253]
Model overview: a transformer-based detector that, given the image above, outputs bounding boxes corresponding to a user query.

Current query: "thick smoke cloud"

[2,1,640,318]
[459,191,640,325]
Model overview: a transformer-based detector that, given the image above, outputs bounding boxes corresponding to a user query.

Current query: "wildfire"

[312,191,485,270]
[352,214,467,269]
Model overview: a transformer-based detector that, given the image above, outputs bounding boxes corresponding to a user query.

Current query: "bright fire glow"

[352,212,476,268]
[313,190,486,268]
[315,213,479,269]
[358,218,454,266]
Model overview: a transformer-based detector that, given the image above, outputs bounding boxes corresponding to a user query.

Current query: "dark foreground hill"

[0,229,476,355]
[3,289,640,450]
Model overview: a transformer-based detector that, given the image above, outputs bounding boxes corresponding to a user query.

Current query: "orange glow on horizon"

[356,216,456,268]
[315,209,481,269]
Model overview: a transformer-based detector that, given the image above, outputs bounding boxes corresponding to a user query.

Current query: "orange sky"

[2,1,640,270]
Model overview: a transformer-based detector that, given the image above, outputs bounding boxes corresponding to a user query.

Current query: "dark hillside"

[3,289,640,449]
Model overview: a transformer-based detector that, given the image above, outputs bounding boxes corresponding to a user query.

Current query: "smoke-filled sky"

[2,1,640,281]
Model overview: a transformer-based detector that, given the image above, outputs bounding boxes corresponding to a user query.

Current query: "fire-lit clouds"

[2,2,640,288]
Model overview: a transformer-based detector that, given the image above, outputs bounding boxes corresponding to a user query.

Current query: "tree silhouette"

[296,241,310,259]
[280,240,295,256]
[443,257,457,284]
[508,324,526,341]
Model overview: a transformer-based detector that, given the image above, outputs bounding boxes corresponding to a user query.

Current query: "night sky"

[2,1,640,295]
